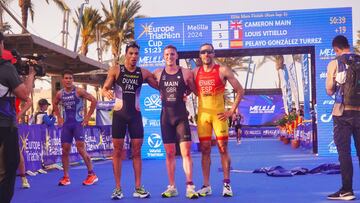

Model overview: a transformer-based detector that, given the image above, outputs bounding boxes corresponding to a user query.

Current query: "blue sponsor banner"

[302,54,311,120]
[300,122,313,149]
[139,84,165,159]
[233,126,279,138]
[135,7,353,156]
[18,125,43,171]
[238,94,285,126]
[283,65,292,114]
[18,125,114,170]
[42,126,62,166]
[142,127,165,160]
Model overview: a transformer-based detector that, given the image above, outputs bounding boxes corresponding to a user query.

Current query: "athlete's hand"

[217,110,234,121]
[28,63,36,78]
[103,90,114,100]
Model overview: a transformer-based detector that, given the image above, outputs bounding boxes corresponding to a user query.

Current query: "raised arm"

[77,87,97,126]
[101,66,117,100]
[52,91,63,126]
[218,66,244,121]
[142,68,159,90]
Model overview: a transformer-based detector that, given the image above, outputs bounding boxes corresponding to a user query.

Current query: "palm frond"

[100,0,142,61]
[45,0,69,11]
[29,2,34,22]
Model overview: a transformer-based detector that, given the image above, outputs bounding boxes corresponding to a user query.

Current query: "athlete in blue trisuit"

[232,114,242,144]
[153,45,198,199]
[53,69,98,186]
[102,41,158,200]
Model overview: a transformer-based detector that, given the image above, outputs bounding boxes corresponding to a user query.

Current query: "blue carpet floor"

[12,138,360,203]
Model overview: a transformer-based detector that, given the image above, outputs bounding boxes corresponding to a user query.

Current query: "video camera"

[11,50,46,77]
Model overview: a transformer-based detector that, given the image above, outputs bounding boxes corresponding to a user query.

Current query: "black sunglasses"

[199,49,214,55]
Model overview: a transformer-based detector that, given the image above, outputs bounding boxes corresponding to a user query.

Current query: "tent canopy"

[4,33,108,75]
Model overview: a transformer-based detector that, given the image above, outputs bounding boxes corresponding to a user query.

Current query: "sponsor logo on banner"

[137,22,181,40]
[144,94,161,111]
[44,129,62,156]
[249,105,275,113]
[142,117,161,127]
[20,132,42,162]
[320,113,332,123]
[263,129,278,136]
[146,133,165,158]
[137,22,180,67]
[147,133,162,148]
[323,100,335,105]
[322,96,335,105]
[244,130,262,135]
[96,100,115,110]
[319,72,327,79]
[328,140,338,153]
[139,56,164,67]
[319,48,336,60]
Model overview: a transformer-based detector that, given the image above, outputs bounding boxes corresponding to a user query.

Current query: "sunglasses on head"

[199,49,214,55]
[126,41,140,49]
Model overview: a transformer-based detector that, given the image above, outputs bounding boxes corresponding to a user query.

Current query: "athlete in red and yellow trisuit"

[194,43,244,197]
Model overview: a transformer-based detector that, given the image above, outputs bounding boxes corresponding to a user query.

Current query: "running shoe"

[161,185,178,198]
[111,188,124,200]
[197,185,212,197]
[186,184,199,199]
[37,169,47,174]
[222,183,233,197]
[21,177,30,189]
[54,164,64,170]
[26,170,37,176]
[327,189,356,201]
[83,174,98,186]
[133,186,151,198]
[58,176,71,186]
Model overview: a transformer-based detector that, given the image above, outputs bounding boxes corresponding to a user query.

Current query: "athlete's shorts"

[197,110,228,141]
[61,122,84,143]
[112,111,144,139]
[235,125,242,132]
[161,108,191,144]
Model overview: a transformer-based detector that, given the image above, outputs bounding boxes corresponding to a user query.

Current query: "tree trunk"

[80,44,88,56]
[112,38,120,63]
[19,0,29,33]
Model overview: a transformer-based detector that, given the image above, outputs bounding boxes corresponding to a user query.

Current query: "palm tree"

[215,57,252,76]
[0,22,11,32]
[101,0,142,62]
[73,6,102,56]
[0,0,13,32]
[18,0,69,33]
[18,0,33,33]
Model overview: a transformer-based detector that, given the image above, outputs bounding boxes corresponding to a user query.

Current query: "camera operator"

[0,32,36,203]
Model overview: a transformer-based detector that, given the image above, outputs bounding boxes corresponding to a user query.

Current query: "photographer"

[0,32,36,203]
